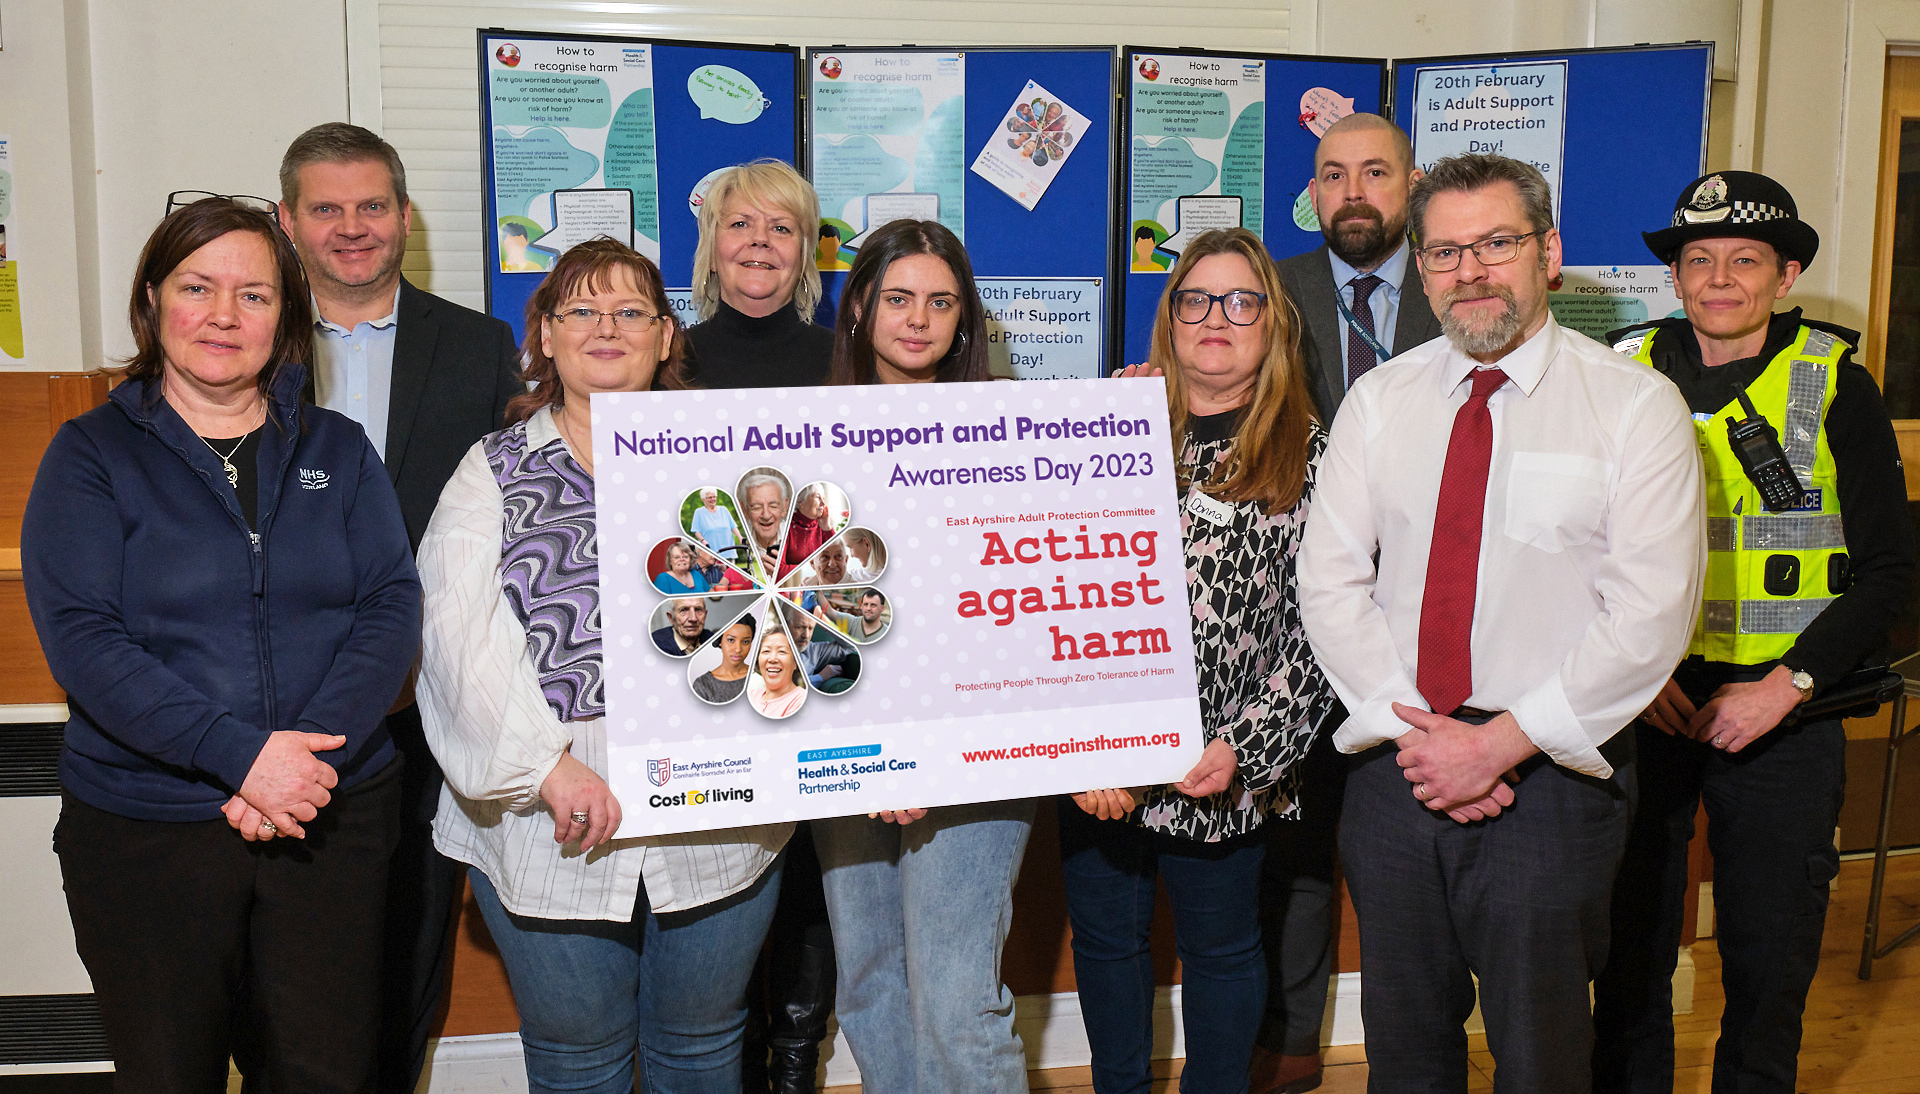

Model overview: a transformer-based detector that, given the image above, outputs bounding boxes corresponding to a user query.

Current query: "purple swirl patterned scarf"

[485,420,604,720]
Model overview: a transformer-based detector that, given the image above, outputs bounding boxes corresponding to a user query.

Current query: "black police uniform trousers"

[1592,664,1845,1094]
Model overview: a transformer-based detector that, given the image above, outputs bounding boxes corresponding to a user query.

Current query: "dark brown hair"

[124,198,314,399]
[507,238,693,424]
[279,122,409,209]
[1150,227,1315,515]
[827,220,991,385]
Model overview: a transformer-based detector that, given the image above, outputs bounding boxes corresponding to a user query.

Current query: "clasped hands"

[221,730,347,842]
[1071,738,1240,820]
[1640,666,1800,753]
[1390,704,1538,824]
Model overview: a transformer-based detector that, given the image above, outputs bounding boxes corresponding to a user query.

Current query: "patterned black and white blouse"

[1134,410,1335,843]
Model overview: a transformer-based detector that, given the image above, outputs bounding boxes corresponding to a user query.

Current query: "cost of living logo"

[648,470,894,723]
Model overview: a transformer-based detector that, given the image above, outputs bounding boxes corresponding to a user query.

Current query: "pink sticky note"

[1299,87,1356,136]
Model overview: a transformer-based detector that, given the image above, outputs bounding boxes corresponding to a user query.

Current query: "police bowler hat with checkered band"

[1643,170,1820,270]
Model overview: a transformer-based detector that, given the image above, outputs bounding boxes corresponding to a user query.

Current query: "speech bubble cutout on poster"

[1299,87,1355,137]
[529,189,637,259]
[1293,186,1321,232]
[1156,195,1244,259]
[492,127,600,219]
[593,380,1205,835]
[492,73,614,129]
[688,65,770,124]
[845,193,941,249]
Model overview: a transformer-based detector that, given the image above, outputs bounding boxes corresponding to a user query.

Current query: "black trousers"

[1340,733,1633,1094]
[1592,715,1844,1094]
[55,759,403,1094]
[1255,721,1347,1057]
[374,705,467,1094]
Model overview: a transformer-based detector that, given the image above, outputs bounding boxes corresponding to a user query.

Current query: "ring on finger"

[1415,783,1430,801]
[259,820,277,836]
[570,810,590,824]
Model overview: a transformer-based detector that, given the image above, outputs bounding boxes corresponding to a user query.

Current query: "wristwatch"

[1785,667,1815,703]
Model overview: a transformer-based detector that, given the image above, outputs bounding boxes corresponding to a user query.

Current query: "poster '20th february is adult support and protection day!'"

[596,381,1205,836]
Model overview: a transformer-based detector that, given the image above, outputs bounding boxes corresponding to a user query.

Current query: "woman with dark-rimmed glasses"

[1068,227,1334,1094]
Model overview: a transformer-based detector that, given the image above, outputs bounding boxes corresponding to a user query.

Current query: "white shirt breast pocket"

[1502,451,1611,554]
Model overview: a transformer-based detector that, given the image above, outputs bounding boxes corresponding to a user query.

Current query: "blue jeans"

[468,859,782,1094]
[1057,799,1268,1094]
[813,799,1036,1094]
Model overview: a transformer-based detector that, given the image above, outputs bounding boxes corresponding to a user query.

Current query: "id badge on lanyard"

[1335,288,1392,364]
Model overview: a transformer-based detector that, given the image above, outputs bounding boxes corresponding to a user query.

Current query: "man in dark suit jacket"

[1253,113,1439,1094]
[1276,113,1442,426]
[277,123,522,1094]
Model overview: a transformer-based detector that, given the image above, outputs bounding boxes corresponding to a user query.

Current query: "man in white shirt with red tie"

[1298,153,1705,1091]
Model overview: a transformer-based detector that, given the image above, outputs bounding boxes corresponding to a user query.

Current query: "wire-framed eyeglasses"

[1171,289,1268,326]
[548,307,667,332]
[166,191,278,216]
[1415,232,1542,273]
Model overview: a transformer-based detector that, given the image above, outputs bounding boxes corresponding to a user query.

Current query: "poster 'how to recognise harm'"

[488,36,670,271]
[811,51,967,255]
[595,380,1205,836]
[1129,54,1266,273]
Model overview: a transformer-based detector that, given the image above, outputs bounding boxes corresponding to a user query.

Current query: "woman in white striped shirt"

[417,239,790,1094]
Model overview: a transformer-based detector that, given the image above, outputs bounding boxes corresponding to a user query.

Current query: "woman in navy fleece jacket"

[21,197,420,1093]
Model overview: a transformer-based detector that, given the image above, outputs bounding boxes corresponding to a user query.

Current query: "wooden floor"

[829,853,1920,1093]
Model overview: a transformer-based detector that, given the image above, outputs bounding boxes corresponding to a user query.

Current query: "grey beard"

[1438,286,1524,357]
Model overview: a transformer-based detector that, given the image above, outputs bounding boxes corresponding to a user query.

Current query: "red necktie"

[1417,367,1509,716]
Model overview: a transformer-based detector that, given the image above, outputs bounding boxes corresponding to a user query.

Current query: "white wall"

[0,0,1901,371]
[0,1,92,372]
[0,0,348,372]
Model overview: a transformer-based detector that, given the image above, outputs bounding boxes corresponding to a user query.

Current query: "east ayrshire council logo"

[647,758,672,787]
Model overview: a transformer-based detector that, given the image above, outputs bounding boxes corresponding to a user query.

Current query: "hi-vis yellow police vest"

[1615,324,1849,665]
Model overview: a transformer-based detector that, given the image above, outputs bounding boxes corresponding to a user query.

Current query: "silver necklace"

[201,429,254,488]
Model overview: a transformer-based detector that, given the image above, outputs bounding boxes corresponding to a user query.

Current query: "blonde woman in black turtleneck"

[686,160,834,389]
[688,158,837,1094]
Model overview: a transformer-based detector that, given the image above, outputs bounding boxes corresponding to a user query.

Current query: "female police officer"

[1592,171,1916,1094]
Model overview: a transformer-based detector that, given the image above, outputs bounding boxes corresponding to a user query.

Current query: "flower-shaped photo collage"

[645,469,893,721]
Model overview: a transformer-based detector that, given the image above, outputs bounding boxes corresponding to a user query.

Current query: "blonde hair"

[692,159,823,323]
[1149,228,1315,515]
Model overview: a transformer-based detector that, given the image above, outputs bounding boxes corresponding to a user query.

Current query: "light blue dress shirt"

[312,286,401,460]
[1327,240,1413,392]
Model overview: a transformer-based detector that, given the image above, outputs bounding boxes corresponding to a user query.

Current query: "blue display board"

[1391,44,1711,267]
[1119,49,1389,368]
[805,46,1119,379]
[479,31,802,344]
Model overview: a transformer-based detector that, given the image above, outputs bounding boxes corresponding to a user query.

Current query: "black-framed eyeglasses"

[1415,231,1542,273]
[548,307,667,332]
[1171,290,1268,326]
[166,191,279,216]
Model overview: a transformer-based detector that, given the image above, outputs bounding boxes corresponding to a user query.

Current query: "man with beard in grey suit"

[1255,112,1440,1094]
